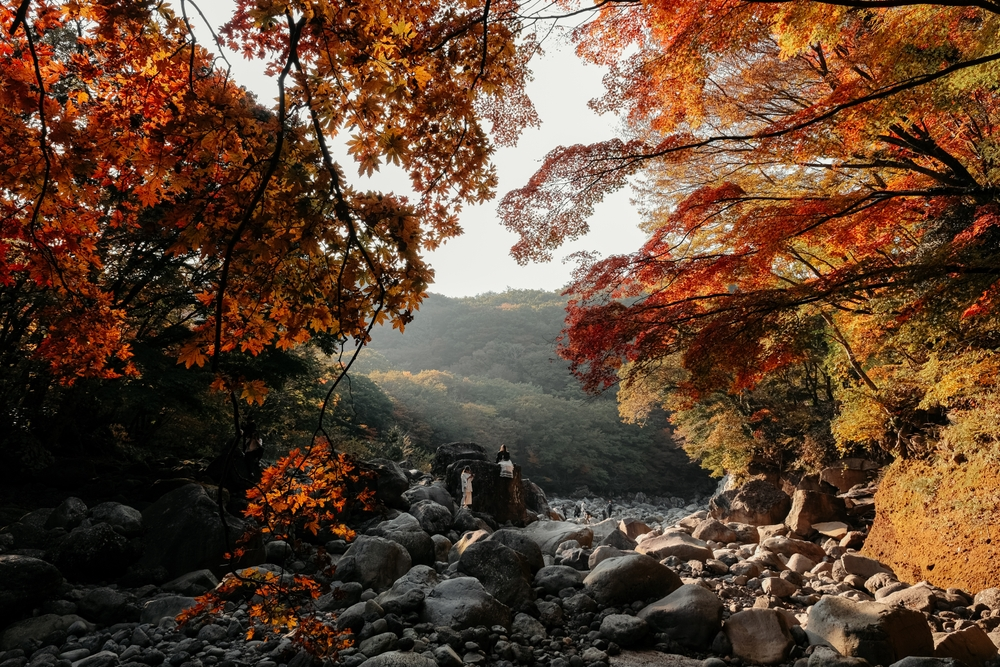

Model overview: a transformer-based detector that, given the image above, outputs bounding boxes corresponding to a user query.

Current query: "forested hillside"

[356,290,715,497]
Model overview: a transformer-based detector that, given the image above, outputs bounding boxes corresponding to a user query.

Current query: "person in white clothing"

[461,466,475,508]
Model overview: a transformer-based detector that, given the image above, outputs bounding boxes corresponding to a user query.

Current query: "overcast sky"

[193,4,646,297]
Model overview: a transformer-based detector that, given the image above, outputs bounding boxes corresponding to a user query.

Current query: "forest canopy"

[499,0,1000,479]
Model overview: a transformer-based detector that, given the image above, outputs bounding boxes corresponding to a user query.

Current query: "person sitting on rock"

[496,444,514,478]
[461,466,475,509]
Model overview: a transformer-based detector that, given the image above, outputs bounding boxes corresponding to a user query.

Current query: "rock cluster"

[2,454,1000,667]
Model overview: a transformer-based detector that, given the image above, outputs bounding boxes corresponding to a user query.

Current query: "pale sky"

[193,4,646,297]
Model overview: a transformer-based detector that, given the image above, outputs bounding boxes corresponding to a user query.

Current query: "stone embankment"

[2,445,999,667]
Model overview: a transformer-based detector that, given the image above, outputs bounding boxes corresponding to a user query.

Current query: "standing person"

[607,500,614,520]
[461,466,475,509]
[496,444,514,478]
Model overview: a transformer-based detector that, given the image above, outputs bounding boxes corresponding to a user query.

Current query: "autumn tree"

[500,0,1000,474]
[0,0,539,459]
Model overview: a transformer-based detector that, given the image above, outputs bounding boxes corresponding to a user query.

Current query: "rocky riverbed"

[2,446,1000,667]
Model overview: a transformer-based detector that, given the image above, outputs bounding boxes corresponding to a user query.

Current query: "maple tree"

[501,0,1000,473]
[0,0,539,449]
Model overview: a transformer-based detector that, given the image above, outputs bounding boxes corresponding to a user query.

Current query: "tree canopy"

[0,0,537,458]
[499,0,1000,475]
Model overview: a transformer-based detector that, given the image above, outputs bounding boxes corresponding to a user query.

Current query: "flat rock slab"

[611,651,702,667]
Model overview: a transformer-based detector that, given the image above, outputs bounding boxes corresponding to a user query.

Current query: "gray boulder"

[89,502,143,537]
[419,577,512,631]
[432,442,488,477]
[136,483,247,580]
[584,554,682,606]
[806,596,934,664]
[54,523,134,583]
[382,529,436,567]
[0,614,92,651]
[599,614,649,648]
[139,596,197,625]
[161,569,220,597]
[361,652,437,667]
[523,521,594,555]
[374,565,438,615]
[487,529,545,573]
[336,535,412,592]
[521,478,551,516]
[0,555,64,625]
[533,565,583,595]
[457,541,533,607]
[431,534,451,563]
[45,497,88,530]
[367,458,411,509]
[638,583,723,649]
[408,500,453,535]
[77,587,139,625]
[403,485,455,515]
[600,529,637,551]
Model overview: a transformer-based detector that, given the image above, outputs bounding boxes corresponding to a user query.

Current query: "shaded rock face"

[785,490,847,536]
[431,443,488,478]
[486,528,545,573]
[136,483,249,581]
[725,609,794,665]
[456,541,533,607]
[710,480,791,526]
[445,459,528,526]
[366,459,411,510]
[523,520,594,555]
[419,576,512,631]
[54,523,135,584]
[89,502,143,537]
[806,595,934,664]
[638,584,724,650]
[0,555,64,626]
[521,478,551,516]
[0,613,92,651]
[583,554,682,606]
[336,535,412,592]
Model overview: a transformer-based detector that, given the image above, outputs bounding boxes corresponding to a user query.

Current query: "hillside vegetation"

[356,290,715,498]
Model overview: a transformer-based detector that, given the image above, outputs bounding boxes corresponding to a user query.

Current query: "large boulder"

[0,555,64,625]
[375,565,440,615]
[336,535,412,592]
[53,523,135,583]
[523,520,594,555]
[806,596,934,664]
[725,609,795,665]
[583,554,682,606]
[77,587,139,625]
[89,502,143,537]
[710,480,791,526]
[403,484,456,513]
[432,443,488,476]
[366,459,411,510]
[419,577,512,630]
[486,528,545,573]
[45,497,88,530]
[932,625,997,667]
[457,541,533,607]
[408,500,453,535]
[636,531,713,562]
[601,529,638,551]
[382,529,436,567]
[785,490,847,536]
[637,583,724,650]
[0,614,93,651]
[136,483,249,580]
[521,478,551,516]
[760,535,827,562]
[692,519,738,544]
[445,459,528,525]
[533,565,584,595]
